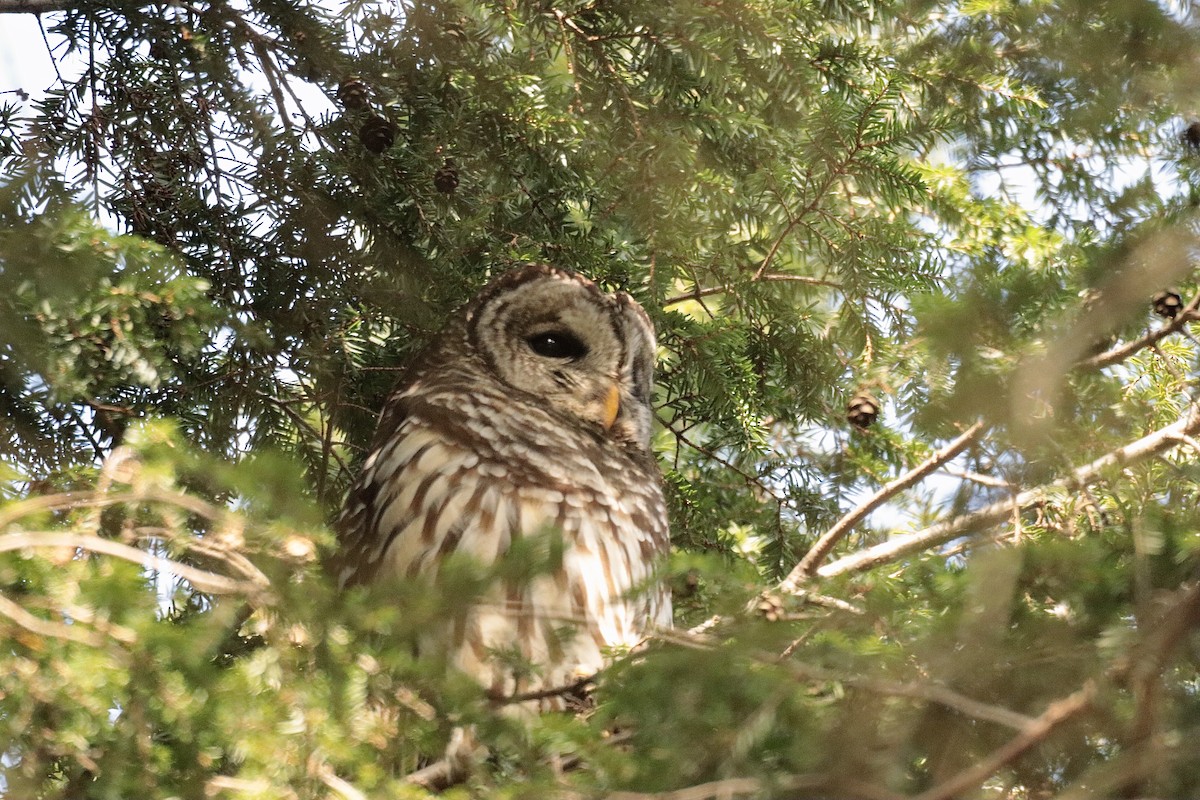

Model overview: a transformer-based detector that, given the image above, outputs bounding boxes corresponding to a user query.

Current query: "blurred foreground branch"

[0,530,267,596]
[913,683,1097,800]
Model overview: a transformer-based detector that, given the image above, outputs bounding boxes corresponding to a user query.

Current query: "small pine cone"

[358,115,395,154]
[1183,121,1200,152]
[148,38,173,61]
[674,568,701,599]
[434,158,459,193]
[1152,290,1183,319]
[93,407,128,444]
[756,593,784,622]
[1087,334,1116,356]
[846,391,881,430]
[337,76,370,110]
[130,207,152,235]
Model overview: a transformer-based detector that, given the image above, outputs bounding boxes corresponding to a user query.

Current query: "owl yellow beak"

[601,383,621,430]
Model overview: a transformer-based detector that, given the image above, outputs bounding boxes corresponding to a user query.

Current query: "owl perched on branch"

[334,264,672,708]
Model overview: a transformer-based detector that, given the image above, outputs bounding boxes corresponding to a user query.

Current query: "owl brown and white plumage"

[334,264,672,706]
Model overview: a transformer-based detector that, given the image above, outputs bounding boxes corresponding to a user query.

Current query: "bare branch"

[939,467,1012,489]
[1113,580,1200,796]
[1051,728,1190,800]
[784,662,1037,732]
[818,406,1200,578]
[1079,294,1200,370]
[314,763,367,800]
[0,486,231,531]
[404,757,466,792]
[0,531,266,595]
[799,592,865,614]
[1167,431,1200,457]
[912,683,1096,800]
[0,592,111,647]
[781,420,985,589]
[605,774,902,800]
[1114,581,1200,685]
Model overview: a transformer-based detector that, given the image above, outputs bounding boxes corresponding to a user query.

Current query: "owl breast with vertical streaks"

[333,264,672,708]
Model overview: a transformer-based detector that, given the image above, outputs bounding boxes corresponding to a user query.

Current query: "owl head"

[459,264,658,450]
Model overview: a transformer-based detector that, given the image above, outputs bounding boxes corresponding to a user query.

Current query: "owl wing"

[334,388,476,588]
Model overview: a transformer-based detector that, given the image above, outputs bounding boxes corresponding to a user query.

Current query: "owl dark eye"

[527,330,589,360]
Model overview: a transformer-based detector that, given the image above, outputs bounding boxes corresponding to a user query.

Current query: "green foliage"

[4,0,1200,797]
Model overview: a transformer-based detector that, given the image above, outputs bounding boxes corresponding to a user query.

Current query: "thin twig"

[818,406,1200,578]
[663,274,843,309]
[658,417,776,500]
[752,82,896,284]
[37,14,64,84]
[1050,727,1189,800]
[58,599,138,643]
[1113,581,1200,685]
[782,420,985,589]
[83,447,138,536]
[257,391,349,474]
[784,662,1037,732]
[938,467,1012,489]
[552,9,585,113]
[911,683,1097,800]
[250,37,295,134]
[135,525,269,587]
[492,675,594,706]
[605,774,902,800]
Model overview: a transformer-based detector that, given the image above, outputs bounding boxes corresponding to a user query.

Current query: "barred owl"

[334,264,672,708]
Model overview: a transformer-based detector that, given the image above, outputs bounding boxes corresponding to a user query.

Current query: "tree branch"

[604,774,902,800]
[403,758,465,792]
[490,674,594,706]
[0,592,113,647]
[1079,294,1200,370]
[314,762,367,800]
[0,0,71,14]
[911,683,1097,800]
[818,405,1200,578]
[784,662,1037,732]
[0,530,266,595]
[780,420,985,590]
[1111,580,1200,795]
[0,485,232,531]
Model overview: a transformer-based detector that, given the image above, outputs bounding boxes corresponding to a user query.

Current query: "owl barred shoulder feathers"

[333,264,672,706]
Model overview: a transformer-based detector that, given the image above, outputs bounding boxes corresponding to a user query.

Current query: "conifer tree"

[3,1,1200,797]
